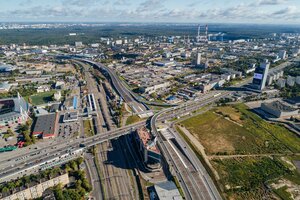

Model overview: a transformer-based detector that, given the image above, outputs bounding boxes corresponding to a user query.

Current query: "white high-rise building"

[196,52,201,66]
[252,59,270,91]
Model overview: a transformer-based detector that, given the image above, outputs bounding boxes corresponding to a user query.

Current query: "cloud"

[257,0,288,5]
[0,0,299,23]
[136,0,166,12]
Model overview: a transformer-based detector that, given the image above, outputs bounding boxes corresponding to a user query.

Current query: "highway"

[0,121,146,183]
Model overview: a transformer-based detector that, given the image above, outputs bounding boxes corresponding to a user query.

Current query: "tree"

[53,184,64,200]
[69,160,77,171]
[6,128,14,136]
[63,189,81,200]
[75,157,84,166]
[1,187,9,193]
[81,179,92,192]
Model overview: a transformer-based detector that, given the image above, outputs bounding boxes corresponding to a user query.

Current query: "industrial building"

[32,113,58,139]
[261,100,299,118]
[0,93,29,127]
[150,181,182,200]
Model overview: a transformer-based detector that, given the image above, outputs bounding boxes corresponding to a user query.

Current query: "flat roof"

[263,101,298,112]
[33,113,57,136]
[154,181,182,200]
[286,96,300,105]
[63,111,78,122]
[137,127,160,154]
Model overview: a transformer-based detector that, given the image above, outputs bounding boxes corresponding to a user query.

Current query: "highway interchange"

[0,57,295,199]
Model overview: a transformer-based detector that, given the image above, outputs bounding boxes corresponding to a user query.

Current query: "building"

[151,181,182,200]
[36,85,50,93]
[0,82,12,93]
[0,94,29,127]
[140,82,171,95]
[63,111,78,123]
[279,50,287,59]
[153,60,176,67]
[134,127,161,171]
[75,41,83,47]
[32,113,58,139]
[64,96,78,110]
[261,100,299,118]
[196,52,201,66]
[53,91,62,101]
[287,76,296,87]
[285,97,300,107]
[0,173,69,200]
[252,59,270,91]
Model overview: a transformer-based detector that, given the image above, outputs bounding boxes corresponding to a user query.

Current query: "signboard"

[254,73,263,80]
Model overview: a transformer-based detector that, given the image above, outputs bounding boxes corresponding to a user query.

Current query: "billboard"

[254,73,263,80]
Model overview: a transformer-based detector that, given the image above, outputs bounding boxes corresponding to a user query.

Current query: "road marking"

[167,140,188,169]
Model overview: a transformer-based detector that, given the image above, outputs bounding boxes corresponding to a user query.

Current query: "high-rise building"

[252,59,270,91]
[196,52,201,66]
[279,50,287,59]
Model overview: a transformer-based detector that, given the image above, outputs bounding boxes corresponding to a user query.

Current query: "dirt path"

[177,126,220,180]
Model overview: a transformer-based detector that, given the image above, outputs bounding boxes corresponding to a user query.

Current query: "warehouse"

[32,113,58,139]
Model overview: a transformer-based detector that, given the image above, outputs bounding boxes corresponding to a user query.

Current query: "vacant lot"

[211,156,300,200]
[180,104,300,155]
[126,115,142,125]
[28,91,55,105]
[83,120,94,137]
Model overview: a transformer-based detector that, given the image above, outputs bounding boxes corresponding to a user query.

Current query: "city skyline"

[0,0,300,24]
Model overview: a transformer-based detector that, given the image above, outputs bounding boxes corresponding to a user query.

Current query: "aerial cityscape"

[0,0,300,200]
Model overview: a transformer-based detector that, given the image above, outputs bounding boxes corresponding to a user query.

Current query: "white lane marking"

[168,140,188,169]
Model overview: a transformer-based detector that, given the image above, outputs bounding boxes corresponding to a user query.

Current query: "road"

[78,59,151,117]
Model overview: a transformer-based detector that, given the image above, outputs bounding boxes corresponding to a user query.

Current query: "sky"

[0,0,300,24]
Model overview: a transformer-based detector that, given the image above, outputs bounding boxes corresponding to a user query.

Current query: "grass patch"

[28,91,55,105]
[126,115,142,125]
[83,120,94,137]
[180,103,300,155]
[172,176,185,199]
[273,186,293,200]
[211,157,294,200]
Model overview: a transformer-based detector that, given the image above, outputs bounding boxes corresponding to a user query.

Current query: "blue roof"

[166,96,176,101]
[73,96,78,109]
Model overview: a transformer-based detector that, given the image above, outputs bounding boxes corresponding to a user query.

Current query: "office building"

[251,59,270,91]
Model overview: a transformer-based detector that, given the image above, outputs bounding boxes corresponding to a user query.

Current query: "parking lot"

[57,121,80,139]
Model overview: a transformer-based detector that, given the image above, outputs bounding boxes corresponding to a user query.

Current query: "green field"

[180,104,300,155]
[27,91,55,105]
[83,120,94,137]
[179,103,300,199]
[126,115,142,125]
[211,156,300,200]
